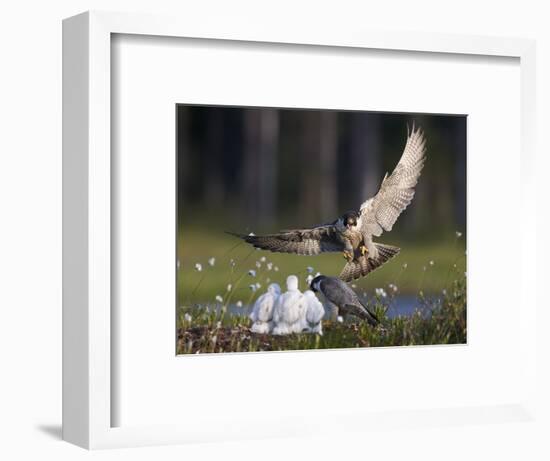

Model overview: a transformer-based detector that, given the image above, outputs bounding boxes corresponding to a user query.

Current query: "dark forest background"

[176,105,466,301]
[177,106,466,242]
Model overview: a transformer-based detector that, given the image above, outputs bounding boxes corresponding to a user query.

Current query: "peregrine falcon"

[229,125,427,282]
[310,275,378,326]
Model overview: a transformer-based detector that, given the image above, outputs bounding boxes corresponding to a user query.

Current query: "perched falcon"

[229,126,427,282]
[310,275,378,326]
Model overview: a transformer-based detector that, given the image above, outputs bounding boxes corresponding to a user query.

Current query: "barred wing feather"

[359,126,426,238]
[228,225,344,256]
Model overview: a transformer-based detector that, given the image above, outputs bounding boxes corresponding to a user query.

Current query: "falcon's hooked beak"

[343,211,359,229]
[345,217,357,229]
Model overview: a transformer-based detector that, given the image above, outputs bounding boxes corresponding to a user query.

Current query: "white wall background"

[0,0,548,459]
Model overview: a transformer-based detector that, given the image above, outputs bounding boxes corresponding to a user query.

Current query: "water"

[383,295,433,318]
[225,295,435,319]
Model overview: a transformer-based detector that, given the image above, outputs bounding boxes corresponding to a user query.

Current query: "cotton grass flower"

[236,300,243,308]
[184,313,192,323]
[375,288,387,298]
[249,284,257,292]
[274,266,279,272]
[260,256,266,263]
[266,262,273,271]
[255,261,261,269]
[255,282,261,290]
[194,263,202,272]
[337,316,344,323]
[248,269,256,277]
[306,266,314,274]
[215,295,223,303]
[429,260,434,267]
[456,231,462,238]
[402,263,408,270]
[306,274,314,285]
[208,257,216,267]
[226,284,232,292]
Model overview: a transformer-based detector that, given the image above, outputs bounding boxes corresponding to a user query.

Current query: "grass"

[176,274,466,354]
[176,229,467,354]
[177,227,466,305]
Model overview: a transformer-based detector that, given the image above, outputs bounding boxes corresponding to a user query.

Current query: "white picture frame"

[62,10,538,449]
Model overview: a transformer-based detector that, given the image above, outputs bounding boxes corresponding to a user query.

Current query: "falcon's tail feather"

[344,303,379,326]
[339,243,400,282]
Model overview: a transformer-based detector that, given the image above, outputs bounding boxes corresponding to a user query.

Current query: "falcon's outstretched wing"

[358,126,427,238]
[227,225,344,256]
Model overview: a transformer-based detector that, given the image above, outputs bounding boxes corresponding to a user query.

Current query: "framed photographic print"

[63,11,538,449]
[175,106,467,354]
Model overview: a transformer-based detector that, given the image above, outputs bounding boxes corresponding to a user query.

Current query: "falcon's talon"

[342,250,353,262]
[360,245,369,257]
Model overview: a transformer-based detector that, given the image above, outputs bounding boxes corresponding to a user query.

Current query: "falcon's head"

[342,211,359,229]
[310,275,325,293]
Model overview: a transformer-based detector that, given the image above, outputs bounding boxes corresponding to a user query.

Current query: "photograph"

[176,105,467,354]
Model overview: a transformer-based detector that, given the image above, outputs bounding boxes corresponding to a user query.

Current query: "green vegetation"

[176,229,466,354]
[176,274,466,354]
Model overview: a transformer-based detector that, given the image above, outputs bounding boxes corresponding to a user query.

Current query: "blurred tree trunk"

[204,108,224,206]
[300,111,321,224]
[176,107,190,216]
[318,111,338,221]
[257,109,279,227]
[241,109,261,229]
[350,113,381,208]
[240,109,280,230]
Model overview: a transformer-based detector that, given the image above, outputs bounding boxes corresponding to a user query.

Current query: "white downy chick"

[249,283,281,334]
[272,275,305,335]
[303,290,325,334]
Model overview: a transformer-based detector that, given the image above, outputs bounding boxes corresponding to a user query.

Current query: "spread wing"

[358,125,426,238]
[227,225,344,255]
